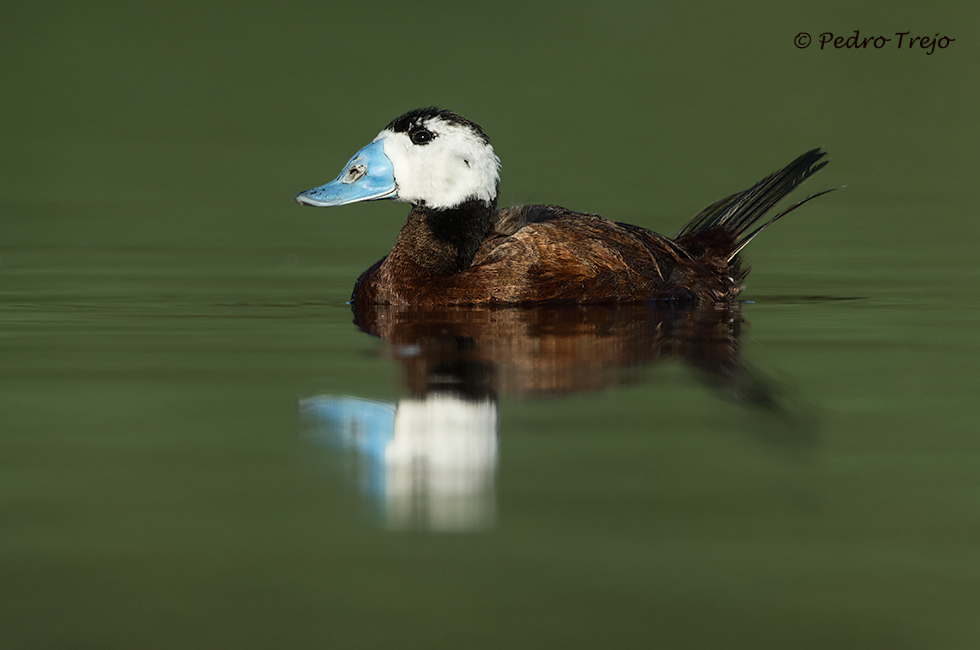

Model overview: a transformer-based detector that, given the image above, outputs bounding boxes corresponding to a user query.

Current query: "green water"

[3,1,980,648]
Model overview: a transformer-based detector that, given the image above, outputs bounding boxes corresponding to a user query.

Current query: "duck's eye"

[410,128,435,145]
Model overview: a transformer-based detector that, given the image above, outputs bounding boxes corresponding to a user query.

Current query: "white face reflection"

[386,394,498,530]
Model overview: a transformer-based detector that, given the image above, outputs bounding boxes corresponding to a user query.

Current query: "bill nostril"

[344,164,367,183]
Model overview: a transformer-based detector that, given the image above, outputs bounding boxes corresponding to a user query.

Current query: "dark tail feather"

[675,149,833,262]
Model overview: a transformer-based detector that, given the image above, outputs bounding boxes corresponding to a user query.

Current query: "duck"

[295,107,832,307]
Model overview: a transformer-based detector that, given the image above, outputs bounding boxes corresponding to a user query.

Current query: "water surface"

[3,1,980,648]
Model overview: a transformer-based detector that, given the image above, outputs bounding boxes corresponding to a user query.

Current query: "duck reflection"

[303,303,774,531]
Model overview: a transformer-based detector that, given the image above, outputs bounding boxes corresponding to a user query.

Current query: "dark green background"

[3,1,979,648]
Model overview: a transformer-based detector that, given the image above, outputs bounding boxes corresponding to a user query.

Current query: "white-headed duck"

[296,107,831,306]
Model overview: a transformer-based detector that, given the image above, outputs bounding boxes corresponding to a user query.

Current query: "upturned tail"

[675,149,833,265]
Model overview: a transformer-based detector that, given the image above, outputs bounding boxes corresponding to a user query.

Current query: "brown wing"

[459,207,700,303]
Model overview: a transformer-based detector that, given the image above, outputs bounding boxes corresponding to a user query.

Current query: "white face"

[377,115,501,210]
